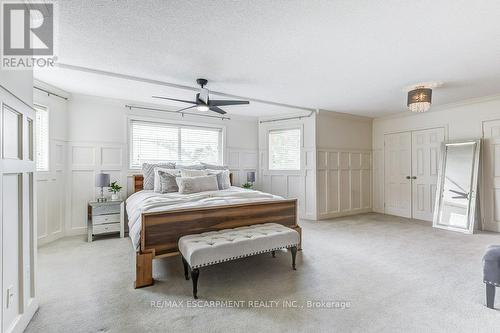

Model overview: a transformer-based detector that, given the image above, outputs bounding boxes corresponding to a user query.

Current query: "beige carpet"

[26,213,500,332]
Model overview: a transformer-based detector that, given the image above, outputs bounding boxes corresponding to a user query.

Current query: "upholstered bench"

[178,223,300,299]
[483,245,500,309]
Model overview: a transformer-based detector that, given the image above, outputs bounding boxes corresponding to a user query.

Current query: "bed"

[127,174,300,288]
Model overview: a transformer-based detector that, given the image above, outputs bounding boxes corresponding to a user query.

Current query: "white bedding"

[126,186,285,250]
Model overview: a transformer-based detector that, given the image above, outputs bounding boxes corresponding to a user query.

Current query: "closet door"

[384,132,412,218]
[411,128,445,221]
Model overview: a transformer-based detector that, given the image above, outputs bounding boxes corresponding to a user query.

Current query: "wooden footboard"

[135,199,300,288]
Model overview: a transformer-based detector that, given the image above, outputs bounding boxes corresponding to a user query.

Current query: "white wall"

[33,81,69,246]
[66,94,259,236]
[372,95,500,230]
[316,111,373,219]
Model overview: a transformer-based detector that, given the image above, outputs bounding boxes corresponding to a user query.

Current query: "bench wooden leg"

[135,251,154,288]
[182,257,189,280]
[291,246,297,270]
[191,268,200,299]
[486,283,495,309]
[292,225,302,251]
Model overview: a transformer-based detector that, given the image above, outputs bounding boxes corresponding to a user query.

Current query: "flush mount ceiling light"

[407,87,432,113]
[405,82,443,113]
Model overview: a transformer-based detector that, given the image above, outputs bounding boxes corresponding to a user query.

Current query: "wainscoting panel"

[37,139,67,246]
[317,149,372,219]
[258,147,316,220]
[68,142,127,235]
[225,148,258,186]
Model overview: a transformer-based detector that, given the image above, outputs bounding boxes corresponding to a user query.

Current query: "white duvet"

[126,187,284,250]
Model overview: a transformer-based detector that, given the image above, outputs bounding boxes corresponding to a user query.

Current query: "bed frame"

[131,174,301,288]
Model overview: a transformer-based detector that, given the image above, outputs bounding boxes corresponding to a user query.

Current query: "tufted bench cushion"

[179,223,300,269]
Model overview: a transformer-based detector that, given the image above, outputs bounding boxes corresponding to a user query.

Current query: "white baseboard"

[7,298,38,333]
[482,222,500,232]
[318,208,373,220]
[38,230,64,246]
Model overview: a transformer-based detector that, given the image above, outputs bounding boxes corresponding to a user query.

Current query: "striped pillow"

[142,162,175,190]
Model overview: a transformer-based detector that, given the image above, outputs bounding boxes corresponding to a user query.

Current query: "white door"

[482,120,500,232]
[384,132,412,218]
[411,128,445,221]
[1,90,37,332]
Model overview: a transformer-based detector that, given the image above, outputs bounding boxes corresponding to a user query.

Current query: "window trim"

[34,103,50,172]
[127,115,226,170]
[266,125,303,174]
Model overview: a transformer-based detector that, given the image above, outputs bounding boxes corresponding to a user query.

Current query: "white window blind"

[268,128,301,171]
[35,105,49,171]
[130,120,223,169]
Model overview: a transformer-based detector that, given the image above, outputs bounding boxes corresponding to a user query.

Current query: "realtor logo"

[1,1,56,69]
[3,2,53,55]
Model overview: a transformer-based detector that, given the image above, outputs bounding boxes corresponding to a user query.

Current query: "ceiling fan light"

[407,88,432,113]
[196,105,209,112]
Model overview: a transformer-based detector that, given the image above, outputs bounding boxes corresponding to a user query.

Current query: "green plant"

[108,181,122,194]
[241,182,253,189]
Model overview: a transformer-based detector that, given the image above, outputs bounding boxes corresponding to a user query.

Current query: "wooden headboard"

[133,173,234,192]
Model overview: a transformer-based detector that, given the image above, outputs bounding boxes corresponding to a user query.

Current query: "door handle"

[406,176,411,180]
[412,176,417,180]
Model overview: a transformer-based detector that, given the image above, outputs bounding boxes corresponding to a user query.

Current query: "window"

[268,128,301,171]
[129,120,223,169]
[35,105,49,171]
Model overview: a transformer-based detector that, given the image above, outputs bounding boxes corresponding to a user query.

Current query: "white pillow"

[181,169,207,177]
[176,175,219,194]
[153,168,180,192]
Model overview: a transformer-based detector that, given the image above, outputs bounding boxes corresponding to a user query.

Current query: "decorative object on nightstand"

[95,173,110,202]
[242,171,256,189]
[88,200,125,242]
[108,181,122,201]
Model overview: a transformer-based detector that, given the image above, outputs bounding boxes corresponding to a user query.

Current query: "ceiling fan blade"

[209,106,227,114]
[176,105,196,113]
[152,96,197,104]
[209,100,249,106]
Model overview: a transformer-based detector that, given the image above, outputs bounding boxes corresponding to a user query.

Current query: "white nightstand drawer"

[93,223,121,235]
[93,214,121,225]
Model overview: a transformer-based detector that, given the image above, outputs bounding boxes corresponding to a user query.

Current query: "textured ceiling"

[35,0,500,117]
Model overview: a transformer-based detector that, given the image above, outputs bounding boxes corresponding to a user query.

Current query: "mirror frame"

[432,139,481,234]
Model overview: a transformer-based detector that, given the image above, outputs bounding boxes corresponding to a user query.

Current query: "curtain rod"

[125,104,231,120]
[34,86,69,100]
[259,110,316,124]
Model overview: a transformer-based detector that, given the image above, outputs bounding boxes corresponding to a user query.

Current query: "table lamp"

[95,173,110,202]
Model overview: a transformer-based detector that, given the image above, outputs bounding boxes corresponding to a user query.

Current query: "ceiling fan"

[152,78,249,115]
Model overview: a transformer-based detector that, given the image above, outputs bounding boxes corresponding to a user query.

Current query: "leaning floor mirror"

[433,139,481,234]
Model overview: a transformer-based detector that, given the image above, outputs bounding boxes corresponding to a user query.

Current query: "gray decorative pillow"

[206,169,231,190]
[201,162,228,170]
[175,163,204,170]
[142,162,176,190]
[156,170,179,193]
[176,175,219,194]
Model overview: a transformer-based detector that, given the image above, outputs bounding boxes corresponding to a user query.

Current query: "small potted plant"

[241,182,253,189]
[108,181,122,201]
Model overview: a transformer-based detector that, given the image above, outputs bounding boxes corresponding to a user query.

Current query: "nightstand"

[87,200,125,242]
